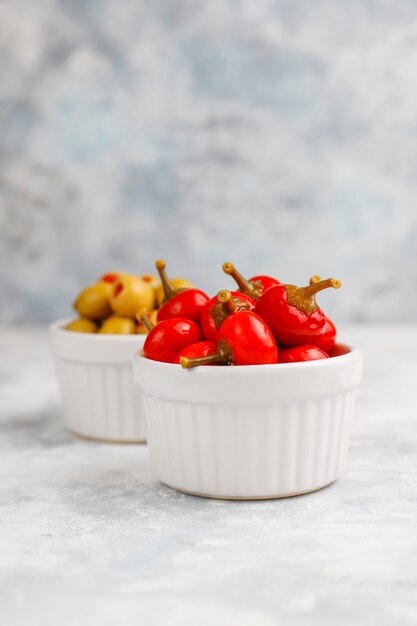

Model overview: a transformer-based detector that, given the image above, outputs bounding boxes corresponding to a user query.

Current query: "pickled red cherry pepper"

[174,341,217,365]
[328,343,351,357]
[142,315,202,363]
[180,291,278,368]
[155,259,209,324]
[222,262,280,300]
[313,317,336,353]
[279,345,329,363]
[255,278,341,346]
[201,291,256,342]
[307,275,337,352]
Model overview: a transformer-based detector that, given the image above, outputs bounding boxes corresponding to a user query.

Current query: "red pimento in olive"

[222,262,281,300]
[255,277,341,346]
[155,259,209,324]
[140,313,202,363]
[100,271,123,284]
[328,343,351,357]
[279,345,329,363]
[180,291,278,368]
[201,291,256,342]
[173,341,217,365]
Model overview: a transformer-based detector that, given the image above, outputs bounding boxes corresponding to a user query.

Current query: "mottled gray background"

[1,0,416,325]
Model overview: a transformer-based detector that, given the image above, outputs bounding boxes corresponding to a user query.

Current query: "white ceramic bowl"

[133,348,362,499]
[50,319,146,443]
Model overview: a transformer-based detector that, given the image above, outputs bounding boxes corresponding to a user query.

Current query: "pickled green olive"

[98,315,136,334]
[65,318,98,333]
[74,283,112,320]
[139,273,161,291]
[110,275,155,318]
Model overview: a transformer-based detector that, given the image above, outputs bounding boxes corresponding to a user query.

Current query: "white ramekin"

[50,319,146,443]
[133,348,362,499]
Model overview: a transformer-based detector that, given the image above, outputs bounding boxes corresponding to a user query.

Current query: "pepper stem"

[222,261,259,298]
[136,308,154,331]
[180,337,233,369]
[217,290,237,314]
[309,275,321,285]
[303,278,341,297]
[155,259,177,300]
[180,353,221,368]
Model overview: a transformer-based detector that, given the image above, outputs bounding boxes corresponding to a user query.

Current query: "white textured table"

[1,327,416,626]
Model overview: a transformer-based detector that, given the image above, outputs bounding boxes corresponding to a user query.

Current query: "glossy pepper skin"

[180,291,278,368]
[312,317,336,353]
[143,317,202,363]
[328,343,351,357]
[307,276,337,353]
[222,262,281,301]
[173,341,217,365]
[201,291,256,342]
[155,259,209,324]
[255,278,341,346]
[279,345,329,363]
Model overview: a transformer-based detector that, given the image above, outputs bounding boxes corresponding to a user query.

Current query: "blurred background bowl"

[50,319,146,442]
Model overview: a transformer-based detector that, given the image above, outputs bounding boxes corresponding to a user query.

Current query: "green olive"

[98,315,136,334]
[74,283,112,320]
[110,275,155,318]
[65,318,98,333]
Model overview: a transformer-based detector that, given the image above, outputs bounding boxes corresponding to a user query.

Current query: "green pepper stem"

[155,259,177,300]
[217,289,237,314]
[222,262,263,299]
[136,309,155,331]
[222,262,254,294]
[180,353,222,368]
[180,337,233,368]
[303,278,341,297]
[309,275,321,286]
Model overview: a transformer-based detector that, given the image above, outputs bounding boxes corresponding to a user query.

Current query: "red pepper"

[328,343,351,357]
[255,277,341,346]
[180,291,278,368]
[155,259,209,324]
[307,276,337,352]
[201,291,256,342]
[173,341,217,365]
[312,317,336,353]
[279,345,329,363]
[222,262,281,300]
[142,315,202,363]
